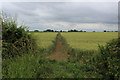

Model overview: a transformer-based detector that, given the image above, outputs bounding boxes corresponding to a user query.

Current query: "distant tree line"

[34,30,39,32]
[34,29,118,32]
[34,29,65,32]
[103,30,118,32]
[68,29,86,32]
[34,29,86,32]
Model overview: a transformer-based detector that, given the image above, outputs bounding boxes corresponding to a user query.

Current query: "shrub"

[91,38,120,78]
[1,13,36,58]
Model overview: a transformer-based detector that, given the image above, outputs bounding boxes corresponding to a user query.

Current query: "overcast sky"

[1,2,118,31]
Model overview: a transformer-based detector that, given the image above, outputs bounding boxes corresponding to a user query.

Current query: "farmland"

[2,31,120,78]
[61,32,118,50]
[1,14,120,78]
[31,32,57,49]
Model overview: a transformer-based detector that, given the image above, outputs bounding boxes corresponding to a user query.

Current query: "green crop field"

[31,32,57,49]
[61,32,118,50]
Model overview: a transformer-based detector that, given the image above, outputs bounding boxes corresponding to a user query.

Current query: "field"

[61,32,118,50]
[2,32,120,78]
[31,32,57,49]
[2,13,120,78]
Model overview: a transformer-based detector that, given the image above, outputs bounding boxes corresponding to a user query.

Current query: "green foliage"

[68,29,85,32]
[34,30,39,32]
[43,29,54,32]
[2,50,42,78]
[1,14,35,58]
[91,39,120,78]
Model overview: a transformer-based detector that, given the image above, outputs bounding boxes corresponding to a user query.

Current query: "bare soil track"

[47,33,69,61]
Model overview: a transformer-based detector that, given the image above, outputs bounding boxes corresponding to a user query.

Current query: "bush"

[1,13,36,58]
[91,38,120,78]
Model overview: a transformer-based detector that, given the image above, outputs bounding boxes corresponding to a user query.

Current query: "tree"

[68,29,78,32]
[34,30,39,32]
[60,30,62,32]
[55,30,58,32]
[44,29,54,32]
[104,30,106,32]
[79,30,83,32]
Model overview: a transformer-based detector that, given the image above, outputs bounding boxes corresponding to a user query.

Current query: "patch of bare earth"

[47,34,69,61]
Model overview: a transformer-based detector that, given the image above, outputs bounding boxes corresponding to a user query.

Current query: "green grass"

[2,32,58,78]
[2,52,40,78]
[2,32,119,78]
[31,32,57,49]
[61,32,118,50]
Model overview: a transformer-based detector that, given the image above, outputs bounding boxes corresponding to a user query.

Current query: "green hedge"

[90,38,120,78]
[1,14,36,58]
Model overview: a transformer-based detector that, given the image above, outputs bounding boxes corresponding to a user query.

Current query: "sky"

[1,1,118,31]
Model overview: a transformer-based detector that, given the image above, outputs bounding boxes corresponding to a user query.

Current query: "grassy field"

[2,32,120,78]
[31,32,57,49]
[2,14,119,78]
[61,32,118,50]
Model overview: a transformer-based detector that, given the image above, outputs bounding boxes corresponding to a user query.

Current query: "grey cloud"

[1,2,118,31]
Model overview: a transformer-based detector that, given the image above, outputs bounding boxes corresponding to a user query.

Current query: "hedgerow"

[91,38,120,78]
[1,13,36,58]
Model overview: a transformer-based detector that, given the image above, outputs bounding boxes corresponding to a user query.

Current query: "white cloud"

[27,22,117,31]
[1,2,118,31]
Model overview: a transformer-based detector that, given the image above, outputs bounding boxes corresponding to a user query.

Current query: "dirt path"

[47,33,69,61]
